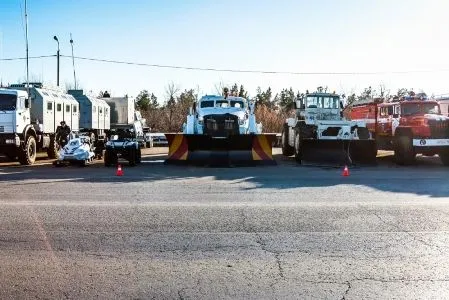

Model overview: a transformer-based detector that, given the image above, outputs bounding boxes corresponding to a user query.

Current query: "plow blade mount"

[301,139,377,167]
[165,134,277,166]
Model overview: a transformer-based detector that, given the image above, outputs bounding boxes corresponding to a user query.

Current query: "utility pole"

[25,0,29,95]
[53,35,60,86]
[70,33,77,89]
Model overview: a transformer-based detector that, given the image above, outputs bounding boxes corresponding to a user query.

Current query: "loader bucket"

[164,133,277,167]
[300,139,377,167]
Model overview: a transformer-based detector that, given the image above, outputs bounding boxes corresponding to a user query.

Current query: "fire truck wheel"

[439,149,449,166]
[294,131,302,163]
[394,134,415,165]
[281,124,294,156]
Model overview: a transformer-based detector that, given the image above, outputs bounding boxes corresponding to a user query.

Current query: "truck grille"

[0,123,14,133]
[204,114,239,137]
[428,119,449,138]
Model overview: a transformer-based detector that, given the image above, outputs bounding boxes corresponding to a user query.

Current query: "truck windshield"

[0,94,17,111]
[230,100,245,108]
[402,103,440,115]
[306,96,339,109]
[215,100,229,108]
[200,101,214,108]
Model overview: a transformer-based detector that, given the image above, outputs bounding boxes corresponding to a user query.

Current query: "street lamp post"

[70,33,77,89]
[53,35,60,86]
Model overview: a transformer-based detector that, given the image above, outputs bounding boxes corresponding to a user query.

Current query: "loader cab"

[299,92,342,122]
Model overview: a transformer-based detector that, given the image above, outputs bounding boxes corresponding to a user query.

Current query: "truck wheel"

[394,134,415,165]
[357,127,370,140]
[104,149,116,167]
[136,147,142,164]
[294,131,302,163]
[282,124,294,156]
[47,135,59,159]
[19,135,37,165]
[439,149,449,166]
[128,147,137,166]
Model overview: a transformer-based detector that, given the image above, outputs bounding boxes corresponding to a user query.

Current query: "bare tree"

[214,81,226,95]
[165,81,180,103]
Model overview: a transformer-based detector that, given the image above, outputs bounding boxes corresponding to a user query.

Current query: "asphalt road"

[1,149,449,299]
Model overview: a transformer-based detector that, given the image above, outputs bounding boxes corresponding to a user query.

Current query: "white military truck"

[281,88,377,165]
[165,92,276,166]
[0,83,80,165]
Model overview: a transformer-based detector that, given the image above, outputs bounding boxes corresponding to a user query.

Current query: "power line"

[0,54,55,61]
[60,55,449,75]
[3,54,449,75]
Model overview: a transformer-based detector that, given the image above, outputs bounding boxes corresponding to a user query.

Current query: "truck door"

[392,105,400,135]
[377,107,389,135]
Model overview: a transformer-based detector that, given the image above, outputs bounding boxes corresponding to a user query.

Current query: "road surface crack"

[340,281,351,300]
[371,211,443,253]
[255,233,285,290]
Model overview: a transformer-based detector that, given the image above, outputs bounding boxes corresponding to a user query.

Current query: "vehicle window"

[323,97,339,109]
[231,100,244,108]
[216,100,229,107]
[47,102,53,111]
[73,105,77,113]
[99,107,103,114]
[57,103,62,112]
[306,96,320,108]
[66,105,70,112]
[200,101,214,108]
[0,94,17,110]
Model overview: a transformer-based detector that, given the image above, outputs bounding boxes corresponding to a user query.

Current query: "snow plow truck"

[281,88,377,166]
[165,91,276,166]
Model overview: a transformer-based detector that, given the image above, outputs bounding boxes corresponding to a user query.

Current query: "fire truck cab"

[346,94,449,165]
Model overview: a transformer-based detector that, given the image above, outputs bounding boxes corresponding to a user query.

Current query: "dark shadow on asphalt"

[1,152,449,198]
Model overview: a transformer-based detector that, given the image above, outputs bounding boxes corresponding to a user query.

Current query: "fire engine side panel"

[347,104,377,133]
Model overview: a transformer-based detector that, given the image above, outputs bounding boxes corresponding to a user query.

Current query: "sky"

[0,0,449,102]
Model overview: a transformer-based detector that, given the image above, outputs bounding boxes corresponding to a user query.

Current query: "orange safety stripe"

[252,135,273,161]
[167,134,188,160]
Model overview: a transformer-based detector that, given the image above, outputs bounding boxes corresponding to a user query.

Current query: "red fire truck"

[345,93,449,165]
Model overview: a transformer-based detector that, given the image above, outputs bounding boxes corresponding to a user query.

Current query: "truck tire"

[136,147,142,164]
[47,135,59,159]
[128,147,137,166]
[294,131,302,163]
[281,124,294,156]
[104,149,117,167]
[18,135,37,165]
[357,127,370,140]
[439,149,449,166]
[394,134,415,165]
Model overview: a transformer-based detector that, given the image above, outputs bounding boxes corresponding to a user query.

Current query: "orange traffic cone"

[342,165,350,177]
[116,164,123,176]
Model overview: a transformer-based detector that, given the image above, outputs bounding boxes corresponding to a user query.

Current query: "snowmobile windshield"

[0,94,17,111]
[402,103,440,116]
